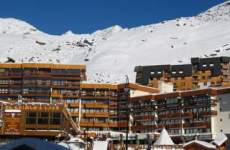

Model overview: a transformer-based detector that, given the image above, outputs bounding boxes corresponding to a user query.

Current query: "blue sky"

[0,0,225,35]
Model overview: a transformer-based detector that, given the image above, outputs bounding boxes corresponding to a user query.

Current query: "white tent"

[154,128,174,145]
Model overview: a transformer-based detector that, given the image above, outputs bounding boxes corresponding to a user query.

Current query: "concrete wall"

[213,94,230,137]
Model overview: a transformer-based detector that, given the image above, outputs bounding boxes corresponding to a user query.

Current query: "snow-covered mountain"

[0,1,230,83]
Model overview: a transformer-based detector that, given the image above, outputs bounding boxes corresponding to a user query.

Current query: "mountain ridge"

[0,1,230,83]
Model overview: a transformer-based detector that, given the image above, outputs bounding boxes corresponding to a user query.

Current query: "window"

[38,112,48,124]
[26,112,37,124]
[51,112,61,125]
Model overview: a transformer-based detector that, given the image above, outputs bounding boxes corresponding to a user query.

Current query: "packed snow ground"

[0,1,230,83]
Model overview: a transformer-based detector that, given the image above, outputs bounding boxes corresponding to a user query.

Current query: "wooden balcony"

[94,122,108,127]
[84,112,109,118]
[70,112,79,117]
[81,95,117,100]
[117,121,128,127]
[134,115,155,120]
[183,112,194,118]
[22,83,50,88]
[80,121,94,127]
[0,73,22,78]
[132,125,157,131]
[108,122,118,127]
[51,84,80,89]
[201,111,217,116]
[52,76,81,80]
[165,123,183,129]
[51,92,62,98]
[0,93,20,97]
[3,104,63,113]
[23,72,51,78]
[183,122,211,128]
[0,82,21,87]
[158,112,182,119]
[22,92,50,97]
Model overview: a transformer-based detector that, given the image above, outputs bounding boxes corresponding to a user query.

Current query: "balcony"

[80,121,94,127]
[158,112,182,119]
[183,122,210,128]
[0,93,20,97]
[183,112,194,118]
[22,92,50,97]
[132,125,157,131]
[62,93,79,98]
[0,73,22,78]
[83,112,109,118]
[117,121,128,127]
[81,95,117,100]
[134,115,155,120]
[52,76,81,80]
[108,122,118,127]
[201,111,217,116]
[23,72,51,78]
[51,92,62,98]
[94,122,108,127]
[165,123,183,129]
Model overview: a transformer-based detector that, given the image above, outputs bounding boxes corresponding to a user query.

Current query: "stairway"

[62,107,80,134]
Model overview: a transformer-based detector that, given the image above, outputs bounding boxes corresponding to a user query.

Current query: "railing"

[62,107,80,133]
[201,111,217,116]
[83,112,109,118]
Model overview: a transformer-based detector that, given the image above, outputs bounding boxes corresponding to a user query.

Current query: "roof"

[184,140,216,149]
[154,128,174,145]
[0,138,69,150]
[212,133,228,146]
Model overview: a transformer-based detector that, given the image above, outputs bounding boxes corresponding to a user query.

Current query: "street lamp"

[124,75,130,150]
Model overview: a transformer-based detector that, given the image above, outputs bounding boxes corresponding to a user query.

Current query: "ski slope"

[0,1,230,83]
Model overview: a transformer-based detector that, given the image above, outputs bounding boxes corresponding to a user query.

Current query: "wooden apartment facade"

[135,57,230,91]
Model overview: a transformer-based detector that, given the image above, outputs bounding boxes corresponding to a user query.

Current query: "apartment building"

[0,63,86,103]
[134,57,230,91]
[129,87,230,142]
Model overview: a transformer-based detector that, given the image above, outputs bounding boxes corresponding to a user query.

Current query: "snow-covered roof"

[154,128,174,145]
[212,132,228,146]
[4,109,21,113]
[0,138,68,150]
[93,140,109,150]
[184,140,216,149]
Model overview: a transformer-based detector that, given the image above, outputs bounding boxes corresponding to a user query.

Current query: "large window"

[37,112,48,124]
[26,112,37,124]
[50,112,61,125]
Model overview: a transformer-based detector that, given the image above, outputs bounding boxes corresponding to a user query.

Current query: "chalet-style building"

[134,57,230,91]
